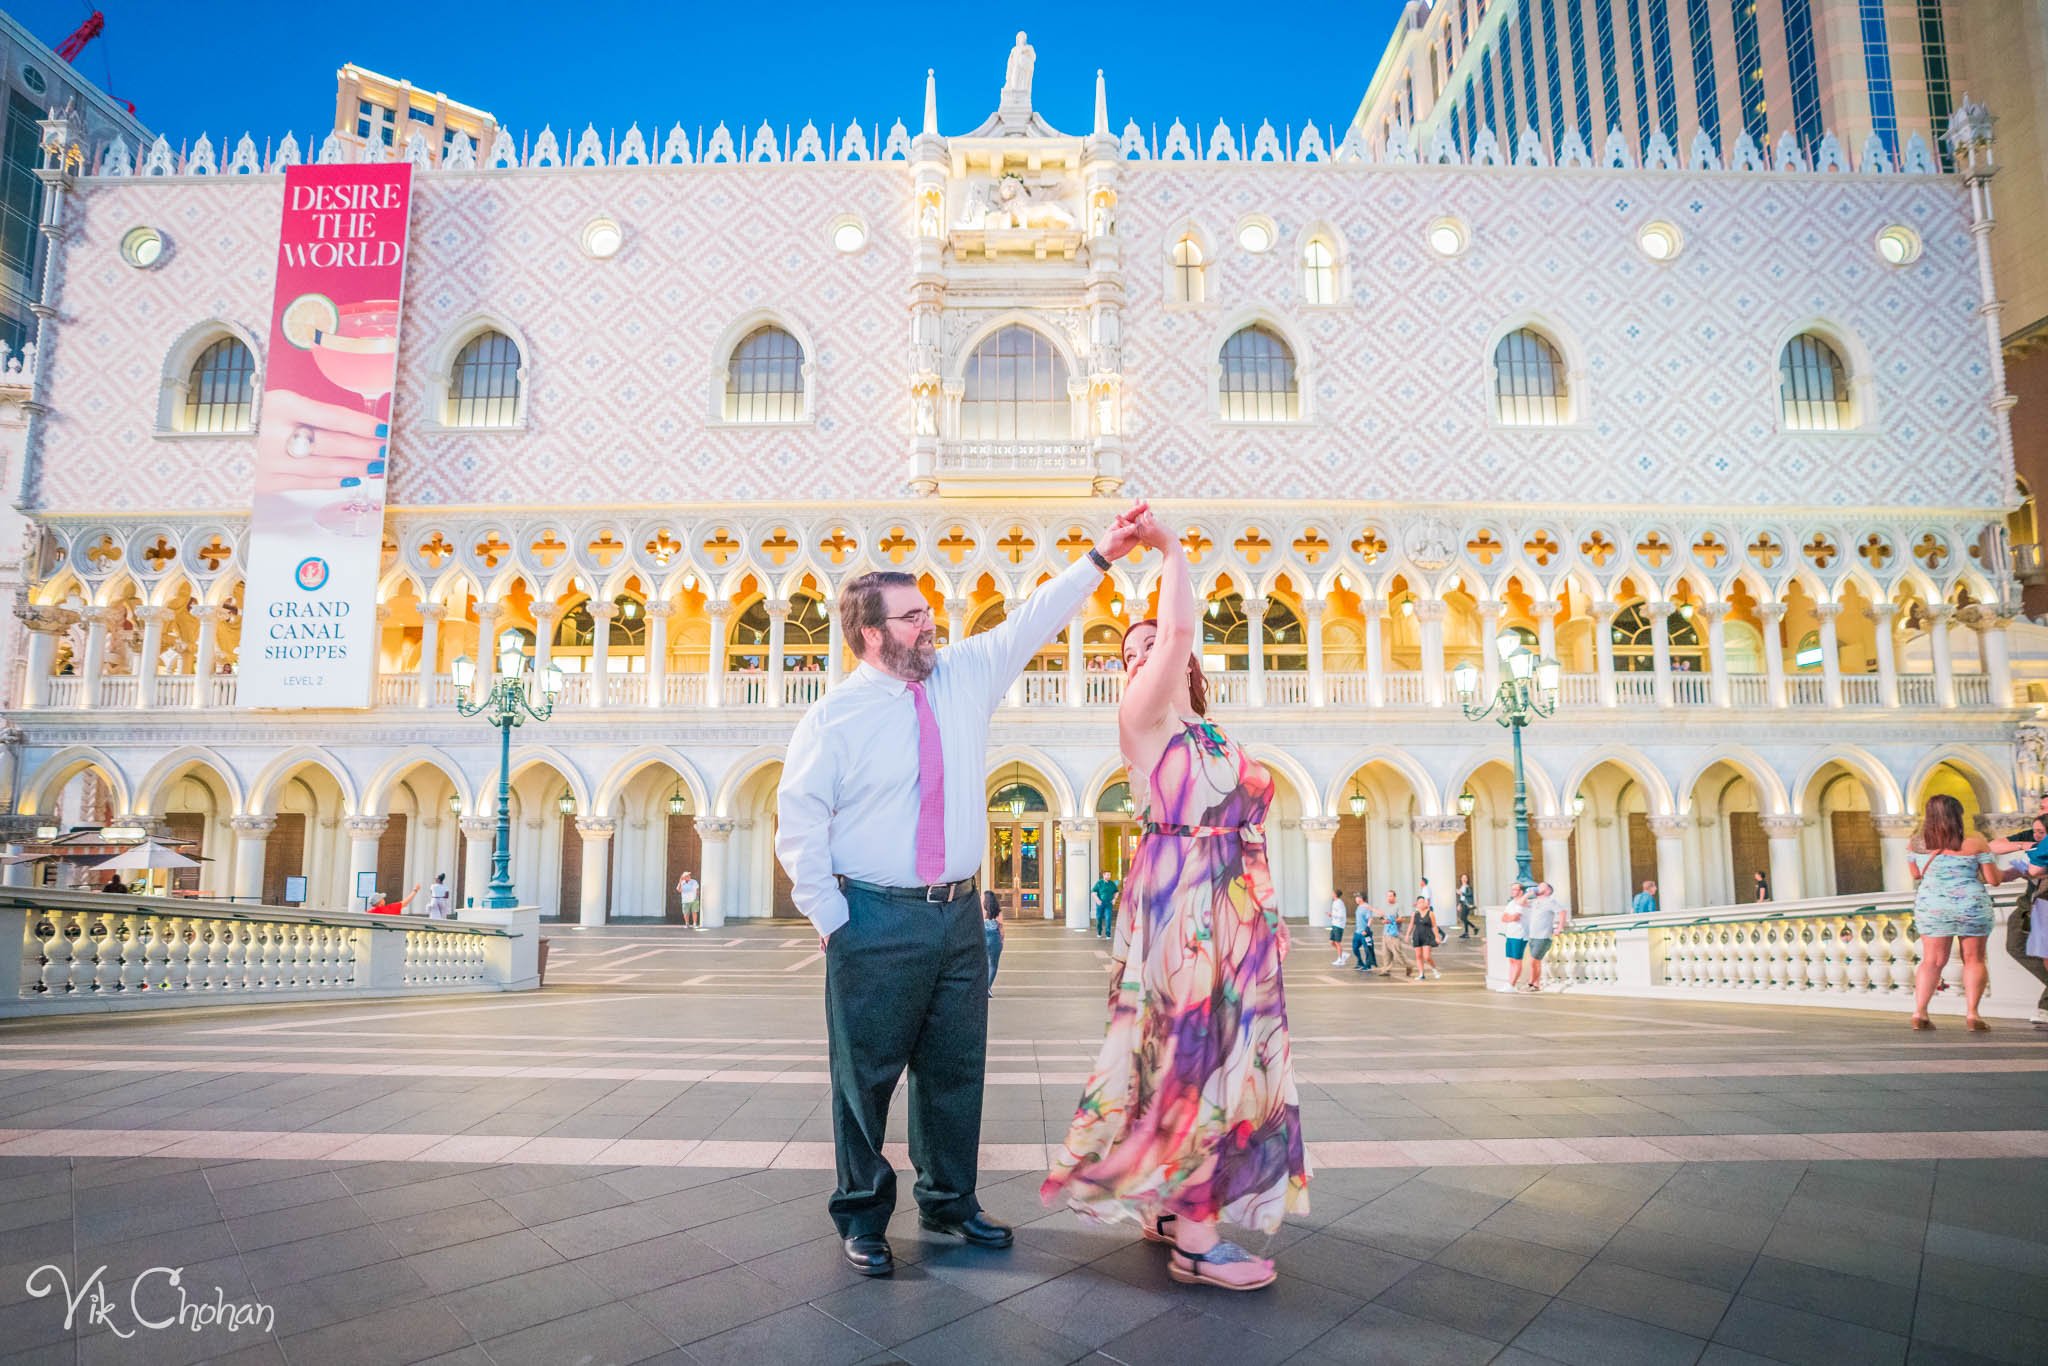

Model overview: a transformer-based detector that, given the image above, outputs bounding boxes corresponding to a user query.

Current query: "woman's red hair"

[1121,618,1207,716]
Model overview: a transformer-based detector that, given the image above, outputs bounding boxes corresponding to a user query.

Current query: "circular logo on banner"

[295,557,330,591]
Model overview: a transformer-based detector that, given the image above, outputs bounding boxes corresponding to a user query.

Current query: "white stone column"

[529,602,560,678]
[1928,603,1957,708]
[1531,599,1560,662]
[1648,815,1690,912]
[1066,620,1086,707]
[78,608,109,707]
[945,597,971,650]
[344,816,388,910]
[459,816,496,909]
[1700,602,1732,709]
[1416,599,1448,707]
[643,601,672,706]
[1814,601,1843,708]
[416,603,445,707]
[1758,602,1789,709]
[575,817,614,925]
[765,599,789,707]
[190,606,220,706]
[1477,599,1504,699]
[1062,817,1096,929]
[1759,814,1805,902]
[1301,816,1338,911]
[705,600,732,707]
[825,594,846,685]
[22,623,58,708]
[134,606,169,710]
[1533,815,1576,905]
[473,603,500,689]
[1875,814,1920,894]
[229,815,274,903]
[1977,611,2014,706]
[697,817,735,926]
[1305,598,1326,706]
[1868,602,1899,708]
[1243,595,1268,707]
[1592,601,1619,708]
[1363,600,1386,707]
[1648,601,1675,708]
[1416,816,1464,906]
[587,602,617,709]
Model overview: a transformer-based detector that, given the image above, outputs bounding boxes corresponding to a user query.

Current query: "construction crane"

[52,9,136,115]
[55,10,104,63]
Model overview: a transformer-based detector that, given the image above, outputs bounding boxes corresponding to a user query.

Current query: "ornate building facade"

[0,39,2030,927]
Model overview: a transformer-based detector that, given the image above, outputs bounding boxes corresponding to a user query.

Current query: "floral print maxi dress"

[1042,719,1310,1233]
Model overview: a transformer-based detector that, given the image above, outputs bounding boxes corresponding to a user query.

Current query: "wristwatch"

[1087,548,1112,572]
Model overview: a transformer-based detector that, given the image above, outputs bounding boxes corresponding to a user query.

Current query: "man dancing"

[777,505,1146,1276]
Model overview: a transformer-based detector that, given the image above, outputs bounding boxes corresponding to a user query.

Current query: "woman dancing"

[1042,510,1309,1290]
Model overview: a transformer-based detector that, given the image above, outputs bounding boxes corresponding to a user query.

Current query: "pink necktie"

[908,680,947,883]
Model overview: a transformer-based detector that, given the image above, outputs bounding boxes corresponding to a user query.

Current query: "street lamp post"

[453,631,563,910]
[1453,632,1562,888]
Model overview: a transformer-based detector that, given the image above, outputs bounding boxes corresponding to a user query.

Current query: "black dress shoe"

[919,1211,1014,1248]
[842,1233,894,1276]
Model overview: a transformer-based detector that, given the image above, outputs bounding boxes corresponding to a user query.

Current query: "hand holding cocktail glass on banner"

[256,294,399,535]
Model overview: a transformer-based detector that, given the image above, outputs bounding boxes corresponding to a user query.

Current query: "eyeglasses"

[885,608,935,628]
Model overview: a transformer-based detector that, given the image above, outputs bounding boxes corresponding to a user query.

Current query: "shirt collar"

[853,661,911,696]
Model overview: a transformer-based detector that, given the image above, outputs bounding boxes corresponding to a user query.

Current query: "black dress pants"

[824,882,987,1237]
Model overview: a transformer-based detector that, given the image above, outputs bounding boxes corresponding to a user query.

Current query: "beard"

[879,629,938,681]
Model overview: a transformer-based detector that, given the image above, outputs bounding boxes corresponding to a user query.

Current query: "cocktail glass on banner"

[304,298,398,538]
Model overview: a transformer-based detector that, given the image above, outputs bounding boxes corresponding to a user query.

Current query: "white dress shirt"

[776,556,1103,937]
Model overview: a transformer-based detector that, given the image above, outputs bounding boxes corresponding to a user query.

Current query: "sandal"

[1911,1016,1935,1031]
[1141,1212,1177,1244]
[1967,1018,1990,1033]
[1168,1240,1277,1291]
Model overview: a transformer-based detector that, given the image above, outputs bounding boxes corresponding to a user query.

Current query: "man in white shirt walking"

[674,870,701,929]
[777,505,1146,1277]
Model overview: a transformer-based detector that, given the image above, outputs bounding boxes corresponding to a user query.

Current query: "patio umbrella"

[88,842,204,872]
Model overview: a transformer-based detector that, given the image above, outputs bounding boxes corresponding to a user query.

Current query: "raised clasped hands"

[1099,501,1177,562]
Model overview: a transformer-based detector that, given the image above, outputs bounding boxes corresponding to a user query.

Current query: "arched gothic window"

[1218,325,1299,422]
[181,337,256,433]
[727,593,831,671]
[550,596,646,673]
[1493,327,1567,425]
[724,325,805,422]
[1201,592,1308,670]
[960,325,1071,441]
[1780,332,1851,431]
[446,330,521,427]
[1172,235,1205,304]
[1609,602,1703,672]
[1302,237,1338,306]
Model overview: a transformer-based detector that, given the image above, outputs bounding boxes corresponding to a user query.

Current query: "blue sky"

[16,3,1410,147]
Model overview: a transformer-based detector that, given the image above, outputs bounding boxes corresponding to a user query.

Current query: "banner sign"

[239,162,413,709]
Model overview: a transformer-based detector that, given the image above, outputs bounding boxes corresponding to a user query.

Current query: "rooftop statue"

[1002,32,1035,113]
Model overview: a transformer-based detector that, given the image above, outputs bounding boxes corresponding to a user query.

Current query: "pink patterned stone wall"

[27,159,2002,516]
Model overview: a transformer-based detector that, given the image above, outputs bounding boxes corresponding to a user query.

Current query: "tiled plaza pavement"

[0,923,2045,1365]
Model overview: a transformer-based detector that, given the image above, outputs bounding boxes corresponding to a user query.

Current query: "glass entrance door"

[988,819,1047,915]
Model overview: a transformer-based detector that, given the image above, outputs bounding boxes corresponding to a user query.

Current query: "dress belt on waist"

[835,875,979,904]
[1141,821,1265,843]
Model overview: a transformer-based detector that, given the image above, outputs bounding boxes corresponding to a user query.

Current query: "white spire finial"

[922,68,937,136]
[1093,69,1108,136]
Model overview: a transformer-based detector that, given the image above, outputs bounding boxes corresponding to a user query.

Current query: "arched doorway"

[1803,762,1883,897]
[1095,779,1140,882]
[986,772,1053,916]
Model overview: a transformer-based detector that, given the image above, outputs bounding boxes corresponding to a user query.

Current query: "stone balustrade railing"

[1486,889,2039,1021]
[0,889,541,1017]
[6,664,2015,716]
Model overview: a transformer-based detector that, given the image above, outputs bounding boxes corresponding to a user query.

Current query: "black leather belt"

[836,875,979,904]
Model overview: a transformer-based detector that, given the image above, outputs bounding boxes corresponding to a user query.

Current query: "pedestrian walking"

[1501,883,1530,990]
[1377,891,1412,978]
[427,872,452,920]
[1092,873,1119,938]
[1906,794,2001,1032]
[1522,882,1565,991]
[1351,893,1377,971]
[675,870,702,929]
[1455,873,1477,939]
[1412,895,1442,979]
[1329,889,1348,965]
[1987,804,2048,1028]
[982,890,1003,996]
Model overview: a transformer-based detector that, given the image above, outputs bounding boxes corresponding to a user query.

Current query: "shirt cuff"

[808,900,850,939]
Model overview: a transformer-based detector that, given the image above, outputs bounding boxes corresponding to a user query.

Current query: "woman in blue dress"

[1906,794,2002,1032]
